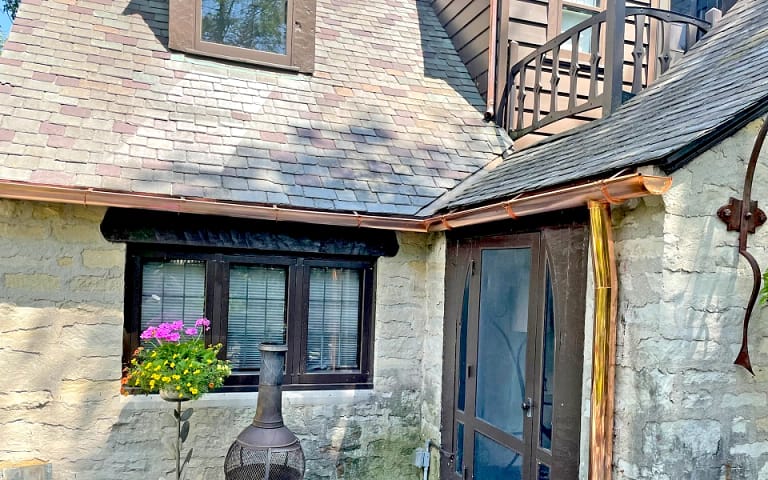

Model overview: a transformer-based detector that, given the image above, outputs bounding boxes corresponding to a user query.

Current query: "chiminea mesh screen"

[224,343,305,480]
[224,444,304,480]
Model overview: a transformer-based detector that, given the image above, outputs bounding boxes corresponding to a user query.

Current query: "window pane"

[455,422,464,474]
[476,248,531,439]
[538,463,551,480]
[473,432,523,479]
[540,265,555,450]
[141,260,205,329]
[307,267,361,372]
[562,8,594,53]
[201,0,288,54]
[228,265,287,370]
[457,266,471,412]
[567,0,599,7]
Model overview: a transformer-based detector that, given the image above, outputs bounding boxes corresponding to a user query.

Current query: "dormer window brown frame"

[168,0,316,73]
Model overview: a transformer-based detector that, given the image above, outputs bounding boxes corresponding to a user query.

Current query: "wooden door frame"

[440,215,589,479]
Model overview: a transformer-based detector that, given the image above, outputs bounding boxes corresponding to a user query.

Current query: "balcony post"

[602,0,626,116]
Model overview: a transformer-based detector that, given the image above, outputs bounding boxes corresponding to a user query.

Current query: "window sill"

[120,388,377,410]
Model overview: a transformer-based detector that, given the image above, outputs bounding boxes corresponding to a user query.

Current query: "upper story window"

[553,0,602,53]
[169,0,316,73]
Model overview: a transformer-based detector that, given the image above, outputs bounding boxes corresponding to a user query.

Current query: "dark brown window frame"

[124,245,376,391]
[168,0,316,73]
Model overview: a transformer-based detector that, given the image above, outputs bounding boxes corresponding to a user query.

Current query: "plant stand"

[160,389,194,480]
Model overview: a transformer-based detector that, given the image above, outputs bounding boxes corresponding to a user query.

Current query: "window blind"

[306,267,361,371]
[227,265,288,369]
[140,260,206,330]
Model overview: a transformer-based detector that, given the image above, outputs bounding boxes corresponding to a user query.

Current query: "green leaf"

[180,408,194,421]
[180,448,194,473]
[173,408,180,420]
[180,421,190,443]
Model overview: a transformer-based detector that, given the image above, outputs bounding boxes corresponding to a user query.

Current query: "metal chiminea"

[224,344,305,480]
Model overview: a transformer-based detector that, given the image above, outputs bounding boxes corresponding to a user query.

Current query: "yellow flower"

[176,385,181,390]
[186,383,191,387]
[149,379,156,388]
[170,362,175,368]
[154,365,161,371]
[162,376,170,382]
[183,369,189,374]
[190,387,198,395]
[206,359,212,364]
[152,373,161,380]
[172,375,180,380]
[173,354,178,359]
[151,352,157,358]
[193,370,201,375]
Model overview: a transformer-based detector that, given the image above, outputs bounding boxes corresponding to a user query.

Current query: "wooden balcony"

[494,0,716,145]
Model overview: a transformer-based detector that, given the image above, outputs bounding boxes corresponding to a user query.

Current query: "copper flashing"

[0,173,671,232]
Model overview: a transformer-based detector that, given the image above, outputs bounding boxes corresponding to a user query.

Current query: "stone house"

[0,0,767,479]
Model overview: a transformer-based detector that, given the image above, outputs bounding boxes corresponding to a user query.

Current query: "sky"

[1,12,12,38]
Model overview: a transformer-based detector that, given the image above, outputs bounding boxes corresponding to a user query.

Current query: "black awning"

[101,208,399,257]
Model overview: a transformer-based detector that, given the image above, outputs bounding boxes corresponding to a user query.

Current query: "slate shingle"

[430,0,768,213]
[0,0,511,216]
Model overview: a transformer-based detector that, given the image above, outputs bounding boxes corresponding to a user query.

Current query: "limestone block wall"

[0,199,445,480]
[612,120,768,479]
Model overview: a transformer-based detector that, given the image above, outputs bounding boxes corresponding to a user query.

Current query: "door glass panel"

[476,248,531,439]
[540,265,555,450]
[538,463,551,480]
[457,267,471,412]
[473,432,523,479]
[455,422,464,474]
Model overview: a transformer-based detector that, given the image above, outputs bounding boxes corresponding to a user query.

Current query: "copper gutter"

[0,173,670,231]
[587,200,618,480]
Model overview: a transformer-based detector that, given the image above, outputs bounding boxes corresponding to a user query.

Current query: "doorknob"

[521,397,533,418]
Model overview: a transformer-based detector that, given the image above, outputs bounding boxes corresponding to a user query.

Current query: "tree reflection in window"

[202,0,288,54]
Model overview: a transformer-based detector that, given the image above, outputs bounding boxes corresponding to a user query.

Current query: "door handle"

[521,397,533,418]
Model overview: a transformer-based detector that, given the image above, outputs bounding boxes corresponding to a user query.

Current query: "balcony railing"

[495,0,714,141]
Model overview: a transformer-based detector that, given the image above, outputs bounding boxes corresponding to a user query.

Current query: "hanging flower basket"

[123,318,231,400]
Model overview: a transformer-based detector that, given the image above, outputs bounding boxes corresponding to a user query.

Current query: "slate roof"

[427,0,768,214]
[0,0,511,216]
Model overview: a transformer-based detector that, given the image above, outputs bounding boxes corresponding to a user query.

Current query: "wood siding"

[432,0,492,97]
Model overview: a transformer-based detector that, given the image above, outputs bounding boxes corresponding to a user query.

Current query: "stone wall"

[0,199,445,480]
[612,120,768,479]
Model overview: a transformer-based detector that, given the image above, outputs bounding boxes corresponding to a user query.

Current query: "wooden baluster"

[589,22,601,101]
[533,52,543,128]
[550,44,560,119]
[516,64,526,132]
[568,33,579,111]
[658,21,671,75]
[632,14,646,94]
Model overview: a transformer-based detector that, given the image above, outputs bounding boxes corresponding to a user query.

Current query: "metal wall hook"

[717,115,768,375]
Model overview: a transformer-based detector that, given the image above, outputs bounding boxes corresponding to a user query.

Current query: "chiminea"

[224,344,305,480]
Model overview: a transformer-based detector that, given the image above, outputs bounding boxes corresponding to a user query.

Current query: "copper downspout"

[587,200,618,480]
[485,0,499,119]
[0,173,670,232]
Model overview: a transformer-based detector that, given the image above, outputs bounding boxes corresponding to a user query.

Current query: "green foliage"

[760,269,768,305]
[123,319,231,400]
[2,0,18,20]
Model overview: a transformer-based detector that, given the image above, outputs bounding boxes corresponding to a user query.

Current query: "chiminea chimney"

[224,344,305,480]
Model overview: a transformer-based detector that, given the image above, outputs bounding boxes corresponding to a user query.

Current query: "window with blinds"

[307,267,361,372]
[228,265,288,370]
[125,248,375,390]
[140,260,206,330]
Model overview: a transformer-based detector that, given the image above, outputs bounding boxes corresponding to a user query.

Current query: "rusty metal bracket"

[717,115,768,375]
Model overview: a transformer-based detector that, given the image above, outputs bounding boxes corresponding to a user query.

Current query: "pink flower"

[195,318,211,331]
[140,326,157,340]
[185,327,198,336]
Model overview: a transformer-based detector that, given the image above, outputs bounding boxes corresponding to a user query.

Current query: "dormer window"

[169,0,316,73]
